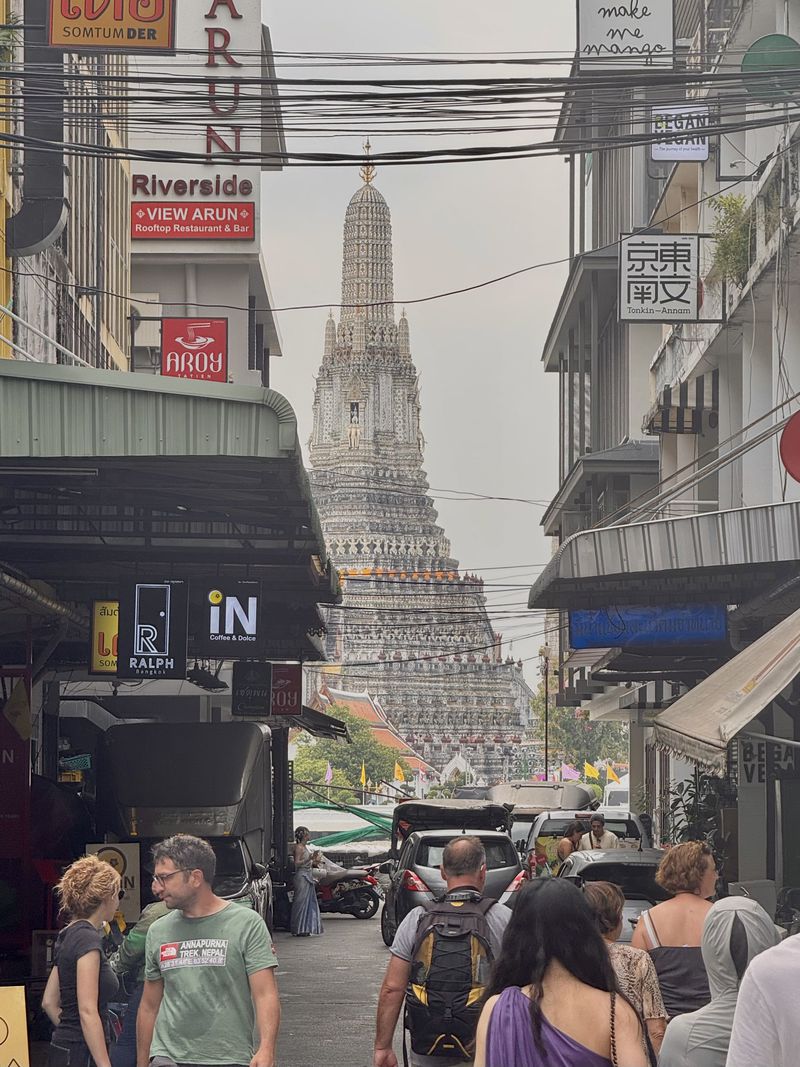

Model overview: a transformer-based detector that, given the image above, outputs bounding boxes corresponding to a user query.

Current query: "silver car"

[556,848,670,942]
[380,829,523,946]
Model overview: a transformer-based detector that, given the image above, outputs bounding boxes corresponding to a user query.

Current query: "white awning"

[653,605,800,772]
[563,647,619,671]
[586,684,646,722]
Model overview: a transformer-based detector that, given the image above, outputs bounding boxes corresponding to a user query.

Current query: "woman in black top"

[42,855,122,1067]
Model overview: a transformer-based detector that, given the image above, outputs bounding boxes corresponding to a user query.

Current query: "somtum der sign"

[49,0,177,53]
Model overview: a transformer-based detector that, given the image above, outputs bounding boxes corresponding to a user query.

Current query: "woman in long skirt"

[291,826,323,936]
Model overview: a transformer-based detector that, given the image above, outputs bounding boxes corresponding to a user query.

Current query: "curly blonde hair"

[655,841,714,895]
[56,855,121,920]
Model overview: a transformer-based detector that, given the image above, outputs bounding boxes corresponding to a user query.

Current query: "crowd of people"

[41,832,795,1067]
[376,836,791,1067]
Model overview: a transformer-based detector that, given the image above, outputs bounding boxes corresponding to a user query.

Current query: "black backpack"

[404,891,496,1061]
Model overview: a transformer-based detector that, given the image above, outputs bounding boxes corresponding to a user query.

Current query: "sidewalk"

[275,911,401,1067]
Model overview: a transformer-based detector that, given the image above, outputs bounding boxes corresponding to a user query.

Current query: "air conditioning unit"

[130,293,163,348]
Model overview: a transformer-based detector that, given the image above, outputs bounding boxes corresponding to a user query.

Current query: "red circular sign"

[780,411,800,483]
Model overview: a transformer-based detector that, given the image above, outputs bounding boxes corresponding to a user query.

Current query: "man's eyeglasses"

[152,868,192,887]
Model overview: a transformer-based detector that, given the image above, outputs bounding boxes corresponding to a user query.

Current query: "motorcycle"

[315,861,382,919]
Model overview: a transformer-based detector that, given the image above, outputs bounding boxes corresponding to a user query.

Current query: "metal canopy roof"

[0,362,338,664]
[542,440,659,536]
[529,501,800,611]
[541,249,618,372]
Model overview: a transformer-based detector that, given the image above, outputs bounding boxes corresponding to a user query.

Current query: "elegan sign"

[161,318,228,382]
[577,0,674,71]
[117,581,188,679]
[193,581,264,657]
[619,232,700,321]
[90,600,119,675]
[651,105,710,162]
[232,660,273,717]
[49,0,176,53]
[570,603,728,649]
[87,842,141,924]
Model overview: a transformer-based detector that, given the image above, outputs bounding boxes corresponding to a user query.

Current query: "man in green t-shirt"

[136,835,279,1067]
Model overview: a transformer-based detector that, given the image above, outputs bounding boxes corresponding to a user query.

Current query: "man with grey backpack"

[374,836,511,1067]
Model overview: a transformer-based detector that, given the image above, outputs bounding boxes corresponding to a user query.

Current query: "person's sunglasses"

[152,868,192,887]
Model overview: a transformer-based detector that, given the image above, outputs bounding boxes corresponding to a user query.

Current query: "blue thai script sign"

[569,603,728,649]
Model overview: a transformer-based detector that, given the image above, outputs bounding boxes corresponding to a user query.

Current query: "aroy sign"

[49,0,177,52]
[161,318,228,382]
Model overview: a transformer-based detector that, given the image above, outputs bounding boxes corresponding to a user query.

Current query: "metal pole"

[544,651,550,781]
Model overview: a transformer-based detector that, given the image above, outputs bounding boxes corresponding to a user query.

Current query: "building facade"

[531,0,800,889]
[308,168,534,781]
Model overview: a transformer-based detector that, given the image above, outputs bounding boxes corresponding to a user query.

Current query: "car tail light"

[401,870,430,893]
[506,871,527,893]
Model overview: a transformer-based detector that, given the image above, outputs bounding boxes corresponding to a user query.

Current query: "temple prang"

[308,175,538,782]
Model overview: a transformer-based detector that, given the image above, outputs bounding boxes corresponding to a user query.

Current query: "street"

[275,912,400,1067]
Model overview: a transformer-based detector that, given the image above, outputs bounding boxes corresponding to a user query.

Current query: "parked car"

[509,806,542,850]
[390,799,514,853]
[524,808,652,868]
[380,829,524,946]
[556,848,670,942]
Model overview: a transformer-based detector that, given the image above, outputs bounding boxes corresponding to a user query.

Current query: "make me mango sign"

[49,0,177,53]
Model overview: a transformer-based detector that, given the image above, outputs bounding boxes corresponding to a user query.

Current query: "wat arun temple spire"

[309,169,535,781]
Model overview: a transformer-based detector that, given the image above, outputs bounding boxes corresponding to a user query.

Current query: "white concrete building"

[531,0,800,891]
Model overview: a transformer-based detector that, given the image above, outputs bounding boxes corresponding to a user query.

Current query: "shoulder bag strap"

[640,908,661,949]
[610,990,618,1067]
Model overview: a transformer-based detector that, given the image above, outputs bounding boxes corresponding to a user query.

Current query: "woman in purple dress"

[474,879,650,1067]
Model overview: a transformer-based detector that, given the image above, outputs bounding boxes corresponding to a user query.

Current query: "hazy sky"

[260,4,575,681]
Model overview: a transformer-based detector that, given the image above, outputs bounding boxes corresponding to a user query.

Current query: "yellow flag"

[584,761,600,780]
[607,764,620,783]
[394,761,406,783]
[360,761,367,786]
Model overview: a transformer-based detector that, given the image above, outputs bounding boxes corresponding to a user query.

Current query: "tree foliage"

[292,750,359,805]
[292,705,411,801]
[426,770,465,799]
[533,684,629,769]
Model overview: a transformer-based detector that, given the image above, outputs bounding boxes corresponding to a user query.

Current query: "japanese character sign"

[619,233,700,321]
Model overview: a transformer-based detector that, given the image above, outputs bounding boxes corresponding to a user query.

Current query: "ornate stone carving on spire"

[399,311,410,359]
[324,311,336,359]
[340,161,394,327]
